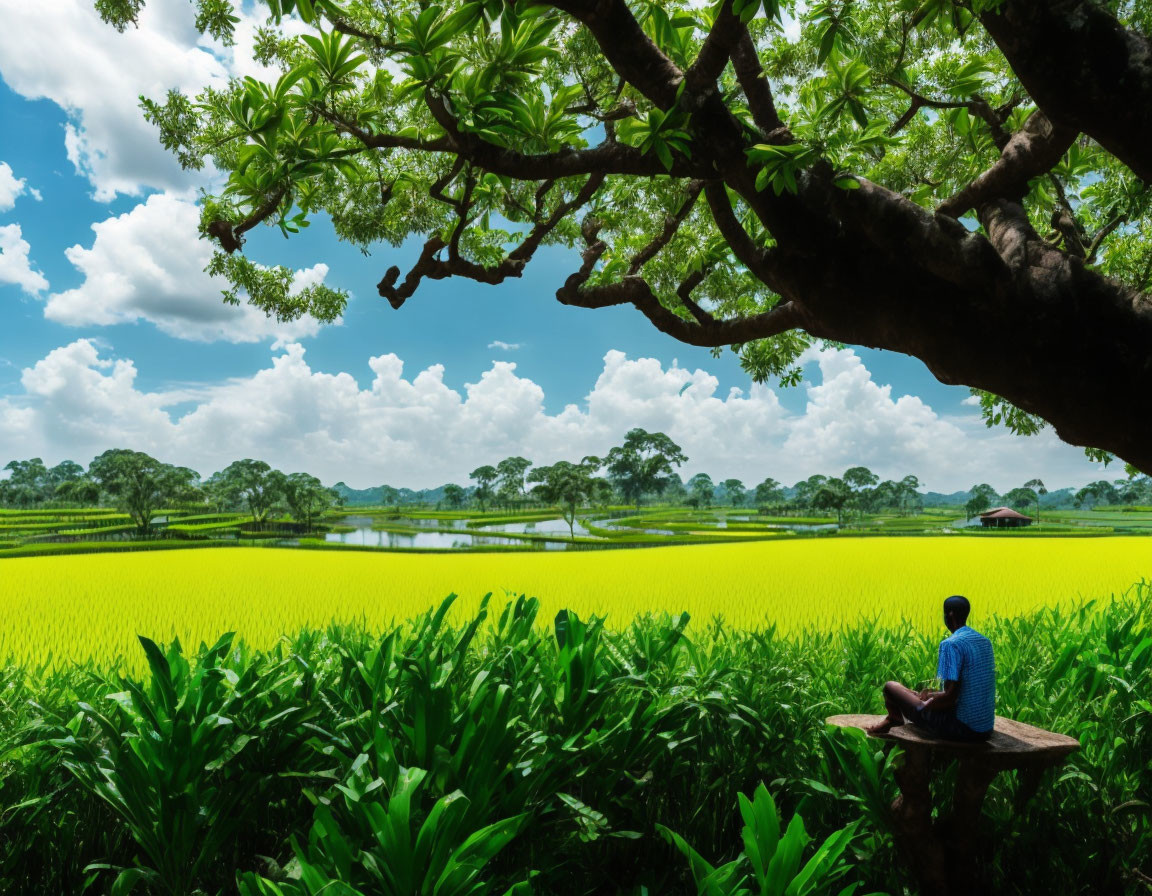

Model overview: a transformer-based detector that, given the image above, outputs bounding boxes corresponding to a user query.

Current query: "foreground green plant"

[659,783,869,896]
[238,730,530,896]
[53,633,316,895]
[0,587,1148,895]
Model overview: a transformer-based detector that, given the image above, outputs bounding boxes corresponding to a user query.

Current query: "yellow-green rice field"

[2,537,1149,668]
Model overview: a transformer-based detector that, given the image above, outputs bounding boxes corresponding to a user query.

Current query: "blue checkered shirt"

[937,625,996,733]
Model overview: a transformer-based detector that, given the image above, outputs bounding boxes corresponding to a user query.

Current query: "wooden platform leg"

[947,760,1000,892]
[891,745,951,896]
[1015,764,1045,807]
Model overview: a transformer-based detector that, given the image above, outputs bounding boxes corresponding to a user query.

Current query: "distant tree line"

[0,452,341,535]
[6,441,1152,536]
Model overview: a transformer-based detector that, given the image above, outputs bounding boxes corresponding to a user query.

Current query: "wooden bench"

[827,714,1079,896]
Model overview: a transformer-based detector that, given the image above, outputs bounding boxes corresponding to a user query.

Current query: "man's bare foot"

[865,718,901,735]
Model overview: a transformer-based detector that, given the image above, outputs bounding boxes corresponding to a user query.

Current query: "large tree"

[812,476,852,527]
[0,459,49,508]
[443,483,467,508]
[282,472,340,530]
[687,472,715,507]
[469,465,499,511]
[495,456,533,507]
[527,458,599,538]
[99,0,1152,471]
[604,428,687,508]
[214,459,286,525]
[721,477,746,506]
[753,476,783,508]
[88,449,199,534]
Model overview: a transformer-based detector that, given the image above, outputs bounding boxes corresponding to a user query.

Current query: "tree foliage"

[282,471,340,529]
[605,428,687,508]
[88,449,200,533]
[528,457,601,537]
[96,0,1152,471]
[469,465,499,511]
[213,459,286,524]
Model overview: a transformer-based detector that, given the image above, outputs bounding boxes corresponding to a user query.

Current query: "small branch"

[1086,212,1128,263]
[1047,175,1087,259]
[627,181,704,275]
[557,205,804,345]
[731,27,789,139]
[938,111,1077,219]
[676,269,714,325]
[206,186,287,253]
[378,174,605,308]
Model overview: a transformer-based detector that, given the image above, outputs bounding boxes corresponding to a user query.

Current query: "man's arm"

[921,680,959,712]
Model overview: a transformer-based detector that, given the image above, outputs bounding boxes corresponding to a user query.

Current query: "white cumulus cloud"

[0,2,305,200]
[488,341,522,351]
[0,162,40,211]
[0,341,1105,491]
[0,2,232,200]
[44,192,332,344]
[0,223,48,294]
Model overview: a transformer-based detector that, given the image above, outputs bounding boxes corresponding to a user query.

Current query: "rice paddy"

[3,536,1149,669]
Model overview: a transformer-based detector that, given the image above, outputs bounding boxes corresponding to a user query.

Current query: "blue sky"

[0,2,1110,491]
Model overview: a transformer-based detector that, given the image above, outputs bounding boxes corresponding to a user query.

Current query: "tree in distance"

[443,483,467,509]
[1003,486,1038,514]
[98,0,1152,472]
[605,428,688,509]
[282,472,340,531]
[687,472,715,508]
[55,476,102,507]
[842,465,879,516]
[1075,480,1120,510]
[0,459,49,508]
[1023,477,1048,526]
[754,477,783,508]
[793,474,829,511]
[496,457,533,509]
[965,493,991,521]
[812,476,852,528]
[721,478,746,507]
[214,459,286,527]
[469,465,499,511]
[88,449,199,535]
[528,458,601,539]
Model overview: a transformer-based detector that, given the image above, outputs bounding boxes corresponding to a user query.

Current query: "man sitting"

[867,595,995,742]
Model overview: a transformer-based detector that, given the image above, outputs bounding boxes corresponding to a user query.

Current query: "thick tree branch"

[550,0,684,109]
[979,0,1152,183]
[557,207,805,344]
[703,182,792,293]
[559,270,806,345]
[682,0,741,108]
[937,111,1077,219]
[730,28,789,140]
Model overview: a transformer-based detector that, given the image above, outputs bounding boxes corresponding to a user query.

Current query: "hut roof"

[980,506,1032,520]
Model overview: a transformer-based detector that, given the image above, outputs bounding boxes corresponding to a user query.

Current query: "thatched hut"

[979,506,1033,528]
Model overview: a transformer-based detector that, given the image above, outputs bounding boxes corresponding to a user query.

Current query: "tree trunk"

[750,180,1152,472]
[979,0,1152,184]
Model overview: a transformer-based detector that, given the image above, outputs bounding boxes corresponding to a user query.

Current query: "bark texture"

[981,0,1152,183]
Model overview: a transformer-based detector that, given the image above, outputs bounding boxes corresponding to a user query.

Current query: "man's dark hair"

[944,595,971,623]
